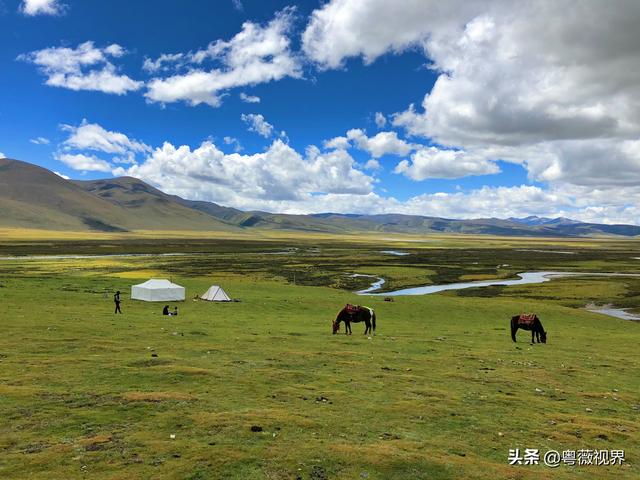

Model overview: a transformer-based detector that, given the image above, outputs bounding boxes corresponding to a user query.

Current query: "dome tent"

[200,285,231,302]
[131,279,185,302]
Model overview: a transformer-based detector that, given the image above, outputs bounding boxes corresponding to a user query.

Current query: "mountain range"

[1,158,639,237]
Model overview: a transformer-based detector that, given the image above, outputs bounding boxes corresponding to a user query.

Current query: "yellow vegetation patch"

[330,439,423,460]
[79,434,112,447]
[47,443,74,454]
[121,391,197,402]
[110,269,166,279]
[0,228,256,241]
[0,384,40,397]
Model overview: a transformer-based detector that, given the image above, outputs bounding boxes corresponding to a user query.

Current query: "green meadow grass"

[0,237,639,479]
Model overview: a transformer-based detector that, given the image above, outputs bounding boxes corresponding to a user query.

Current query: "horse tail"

[371,308,376,332]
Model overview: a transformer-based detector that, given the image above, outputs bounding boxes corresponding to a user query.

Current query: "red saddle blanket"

[519,313,536,324]
[345,304,360,314]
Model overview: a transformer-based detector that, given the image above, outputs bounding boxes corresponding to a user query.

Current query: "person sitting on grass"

[173,306,178,316]
[162,305,170,315]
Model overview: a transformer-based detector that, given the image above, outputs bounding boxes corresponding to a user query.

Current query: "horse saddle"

[345,304,360,314]
[519,313,536,324]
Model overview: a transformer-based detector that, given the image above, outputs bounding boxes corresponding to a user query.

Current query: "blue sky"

[1,1,639,223]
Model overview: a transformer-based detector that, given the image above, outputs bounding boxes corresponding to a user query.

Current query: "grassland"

[0,233,639,479]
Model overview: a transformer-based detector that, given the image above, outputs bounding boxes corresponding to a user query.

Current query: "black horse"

[333,304,376,335]
[511,314,547,343]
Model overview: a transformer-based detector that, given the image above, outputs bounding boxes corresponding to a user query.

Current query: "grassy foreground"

[0,236,638,479]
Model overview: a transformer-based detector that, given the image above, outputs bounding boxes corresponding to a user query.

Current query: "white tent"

[131,279,185,302]
[200,285,231,302]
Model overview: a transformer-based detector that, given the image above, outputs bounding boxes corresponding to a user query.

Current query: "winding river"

[356,271,640,296]
[586,306,640,321]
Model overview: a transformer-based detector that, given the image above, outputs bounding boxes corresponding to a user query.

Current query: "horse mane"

[335,306,351,321]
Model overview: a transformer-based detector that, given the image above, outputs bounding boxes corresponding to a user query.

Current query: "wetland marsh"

[0,233,638,479]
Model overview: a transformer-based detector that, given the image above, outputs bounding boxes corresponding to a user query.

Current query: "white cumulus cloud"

[120,138,374,210]
[223,136,243,152]
[364,159,381,171]
[56,153,112,172]
[323,136,351,150]
[304,0,640,191]
[395,146,500,180]
[21,0,65,16]
[302,0,482,68]
[61,120,150,154]
[145,8,301,107]
[239,92,261,103]
[374,112,387,128]
[347,129,414,158]
[323,129,415,157]
[241,113,274,138]
[142,53,185,73]
[19,41,142,95]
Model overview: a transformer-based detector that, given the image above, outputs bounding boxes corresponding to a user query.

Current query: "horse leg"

[511,321,517,342]
[364,319,370,335]
[346,321,351,335]
[531,330,535,344]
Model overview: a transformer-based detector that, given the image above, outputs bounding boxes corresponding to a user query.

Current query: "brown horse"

[511,314,547,343]
[332,304,376,335]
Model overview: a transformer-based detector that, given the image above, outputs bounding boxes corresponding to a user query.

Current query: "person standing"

[114,290,122,314]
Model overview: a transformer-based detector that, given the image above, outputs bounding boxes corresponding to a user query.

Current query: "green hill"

[2,158,639,237]
[0,158,130,231]
[73,177,237,232]
[0,159,235,232]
